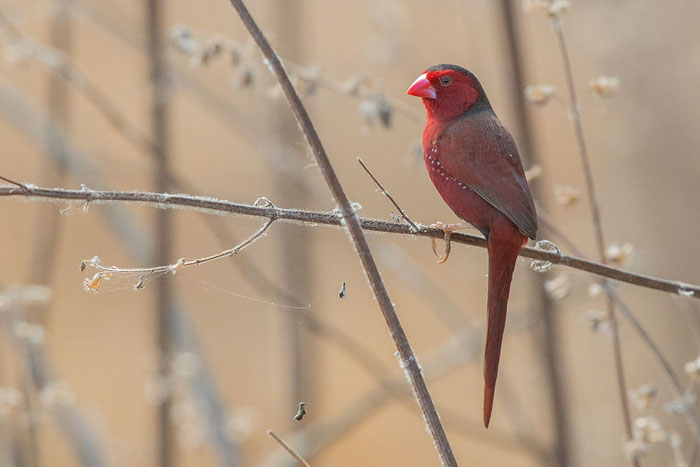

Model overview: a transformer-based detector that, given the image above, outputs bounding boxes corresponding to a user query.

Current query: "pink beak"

[406,73,436,99]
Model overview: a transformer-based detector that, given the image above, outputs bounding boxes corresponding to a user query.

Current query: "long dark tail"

[483,233,522,428]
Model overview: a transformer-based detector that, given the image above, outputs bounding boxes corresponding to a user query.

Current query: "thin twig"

[2,183,699,299]
[357,158,420,232]
[81,218,274,291]
[548,8,637,464]
[267,430,310,467]
[0,175,27,190]
[226,1,457,464]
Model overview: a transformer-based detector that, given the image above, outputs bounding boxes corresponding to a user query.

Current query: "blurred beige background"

[0,0,699,466]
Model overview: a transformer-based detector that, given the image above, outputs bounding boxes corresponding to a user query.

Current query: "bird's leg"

[429,222,471,263]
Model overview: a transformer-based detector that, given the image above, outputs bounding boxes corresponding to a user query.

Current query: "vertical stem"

[498,2,570,466]
[31,0,73,302]
[268,0,313,424]
[549,13,638,466]
[146,0,174,465]
[22,1,75,464]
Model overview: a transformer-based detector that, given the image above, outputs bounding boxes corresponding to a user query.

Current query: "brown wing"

[437,111,537,239]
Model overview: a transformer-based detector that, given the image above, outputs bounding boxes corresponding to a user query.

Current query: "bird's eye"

[440,76,453,87]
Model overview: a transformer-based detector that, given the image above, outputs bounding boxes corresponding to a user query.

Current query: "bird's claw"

[430,221,465,263]
[431,232,452,263]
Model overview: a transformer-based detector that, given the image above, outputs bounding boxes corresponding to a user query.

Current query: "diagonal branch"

[226,1,457,464]
[2,183,699,300]
[267,430,310,467]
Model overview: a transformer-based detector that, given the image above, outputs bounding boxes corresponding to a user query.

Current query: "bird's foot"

[429,222,470,263]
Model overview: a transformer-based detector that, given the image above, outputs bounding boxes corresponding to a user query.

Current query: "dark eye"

[440,76,453,87]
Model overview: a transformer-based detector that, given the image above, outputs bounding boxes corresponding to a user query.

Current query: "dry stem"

[2,182,698,300]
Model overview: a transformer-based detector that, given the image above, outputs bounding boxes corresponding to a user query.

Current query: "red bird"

[407,64,537,428]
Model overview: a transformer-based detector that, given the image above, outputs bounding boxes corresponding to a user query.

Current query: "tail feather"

[483,233,523,428]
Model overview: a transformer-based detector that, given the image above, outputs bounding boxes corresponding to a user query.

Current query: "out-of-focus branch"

[29,0,74,301]
[267,0,314,427]
[0,286,106,466]
[18,1,76,461]
[545,5,636,463]
[2,182,699,300]
[0,7,159,158]
[226,1,457,465]
[145,0,175,465]
[498,2,570,465]
[538,210,700,443]
[263,311,545,465]
[166,302,241,466]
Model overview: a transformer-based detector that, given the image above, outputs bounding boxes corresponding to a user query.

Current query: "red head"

[406,64,488,121]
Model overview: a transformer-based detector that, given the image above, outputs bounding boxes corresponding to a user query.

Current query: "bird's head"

[406,64,487,121]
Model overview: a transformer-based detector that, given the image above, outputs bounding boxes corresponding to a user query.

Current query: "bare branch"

[2,183,699,300]
[225,1,457,464]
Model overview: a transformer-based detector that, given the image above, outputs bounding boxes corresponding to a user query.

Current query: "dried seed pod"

[554,185,582,206]
[525,84,556,105]
[591,76,620,97]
